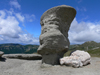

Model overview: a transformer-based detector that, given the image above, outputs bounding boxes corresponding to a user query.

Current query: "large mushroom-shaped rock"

[0,51,4,57]
[38,5,76,65]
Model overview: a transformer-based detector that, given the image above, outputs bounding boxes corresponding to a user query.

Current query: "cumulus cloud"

[0,10,6,18]
[9,0,21,9]
[25,14,36,22]
[0,10,21,38]
[76,0,82,3]
[0,0,38,45]
[0,34,39,44]
[15,13,25,22]
[19,33,39,44]
[69,18,100,44]
[76,7,87,12]
[0,9,39,44]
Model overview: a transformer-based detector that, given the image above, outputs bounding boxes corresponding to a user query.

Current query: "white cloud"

[25,14,36,22]
[69,18,100,44]
[76,0,82,3]
[9,0,21,9]
[5,8,14,16]
[76,7,86,12]
[0,10,6,18]
[19,33,39,44]
[0,10,22,38]
[15,13,25,22]
[0,9,39,44]
[0,0,38,45]
[0,34,39,45]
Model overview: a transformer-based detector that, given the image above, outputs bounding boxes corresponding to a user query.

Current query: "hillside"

[0,43,39,54]
[69,41,100,51]
[0,41,100,56]
[87,48,100,57]
[66,41,100,57]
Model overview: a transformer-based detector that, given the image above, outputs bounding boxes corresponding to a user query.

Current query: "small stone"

[0,51,4,57]
[2,54,42,60]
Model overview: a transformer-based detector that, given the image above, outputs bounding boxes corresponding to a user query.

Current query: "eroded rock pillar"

[38,5,76,65]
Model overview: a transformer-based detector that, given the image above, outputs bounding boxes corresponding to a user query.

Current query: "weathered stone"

[38,5,76,65]
[71,50,91,66]
[0,51,4,57]
[60,56,83,68]
[2,54,42,60]
[60,50,91,68]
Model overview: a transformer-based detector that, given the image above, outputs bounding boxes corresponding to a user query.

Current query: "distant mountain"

[0,43,39,54]
[24,45,39,54]
[1,41,100,57]
[68,41,100,57]
[87,47,100,57]
[69,41,100,51]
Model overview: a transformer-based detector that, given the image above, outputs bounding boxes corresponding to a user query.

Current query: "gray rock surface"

[0,57,100,75]
[0,51,4,57]
[2,54,42,60]
[38,5,76,65]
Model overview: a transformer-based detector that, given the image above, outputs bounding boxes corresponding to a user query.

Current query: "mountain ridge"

[0,41,100,57]
[0,44,39,54]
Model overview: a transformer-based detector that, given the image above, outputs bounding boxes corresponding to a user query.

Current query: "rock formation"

[2,54,42,60]
[38,5,76,65]
[71,50,91,66]
[60,50,91,68]
[0,51,4,58]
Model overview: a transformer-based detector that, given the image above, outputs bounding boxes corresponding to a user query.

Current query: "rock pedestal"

[38,5,76,65]
[2,54,42,60]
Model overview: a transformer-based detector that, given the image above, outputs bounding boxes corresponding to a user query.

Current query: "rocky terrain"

[0,57,100,75]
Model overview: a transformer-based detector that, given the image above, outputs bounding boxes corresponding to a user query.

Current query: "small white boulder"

[60,50,91,68]
[71,50,91,66]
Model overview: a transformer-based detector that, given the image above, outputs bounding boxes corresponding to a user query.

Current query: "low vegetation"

[0,44,38,54]
[87,48,100,57]
[0,41,100,57]
[65,41,100,57]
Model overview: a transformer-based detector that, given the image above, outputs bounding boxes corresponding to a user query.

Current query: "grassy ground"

[64,48,100,57]
[87,48,100,57]
[64,50,72,56]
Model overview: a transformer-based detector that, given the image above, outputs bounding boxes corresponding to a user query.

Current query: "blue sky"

[0,0,100,45]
